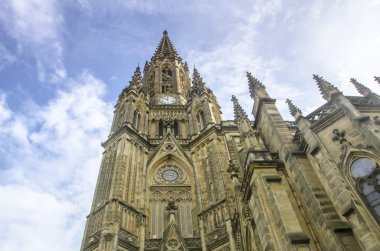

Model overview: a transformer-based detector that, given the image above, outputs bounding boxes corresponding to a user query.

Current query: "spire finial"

[313,74,340,101]
[184,61,189,71]
[375,76,380,85]
[151,30,180,61]
[285,99,302,118]
[246,72,267,99]
[191,67,207,95]
[144,61,149,71]
[231,95,248,120]
[128,65,143,88]
[350,78,372,96]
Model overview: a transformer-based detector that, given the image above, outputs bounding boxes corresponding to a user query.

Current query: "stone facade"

[81,31,380,251]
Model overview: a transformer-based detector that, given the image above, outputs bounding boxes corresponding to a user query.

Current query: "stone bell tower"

[80,31,237,251]
[81,31,380,251]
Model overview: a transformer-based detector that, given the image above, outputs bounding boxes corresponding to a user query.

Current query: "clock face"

[162,170,178,181]
[160,96,176,104]
[351,158,376,178]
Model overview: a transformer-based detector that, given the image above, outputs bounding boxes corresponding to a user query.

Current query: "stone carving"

[207,225,227,243]
[154,165,186,185]
[87,231,101,245]
[119,229,137,243]
[184,238,202,248]
[151,110,187,121]
[373,116,380,126]
[167,238,179,248]
[306,101,337,123]
[331,129,351,146]
[104,233,114,242]
[145,239,162,249]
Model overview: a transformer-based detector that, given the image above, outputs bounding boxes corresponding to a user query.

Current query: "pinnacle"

[184,62,189,71]
[313,74,340,101]
[192,68,206,95]
[350,78,372,96]
[285,99,302,118]
[151,31,180,61]
[144,61,149,71]
[231,95,248,120]
[129,65,143,87]
[375,76,380,85]
[246,72,265,98]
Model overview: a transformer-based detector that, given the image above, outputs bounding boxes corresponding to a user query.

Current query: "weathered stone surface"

[81,32,380,251]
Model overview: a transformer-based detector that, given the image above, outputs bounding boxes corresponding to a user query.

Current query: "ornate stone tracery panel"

[153,165,186,185]
[149,165,193,238]
[151,110,187,120]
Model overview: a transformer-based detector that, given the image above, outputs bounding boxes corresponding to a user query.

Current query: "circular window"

[154,165,185,184]
[351,158,376,178]
[162,170,178,181]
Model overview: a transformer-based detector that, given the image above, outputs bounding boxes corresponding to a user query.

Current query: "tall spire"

[350,78,372,96]
[143,61,149,72]
[313,75,340,101]
[375,76,380,86]
[246,72,268,99]
[151,31,181,61]
[231,95,248,120]
[285,99,302,119]
[184,61,189,72]
[128,66,143,93]
[191,68,207,95]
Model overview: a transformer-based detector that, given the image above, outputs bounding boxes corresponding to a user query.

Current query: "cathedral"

[80,31,380,251]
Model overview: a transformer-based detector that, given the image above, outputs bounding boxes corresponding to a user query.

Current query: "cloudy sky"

[0,0,379,250]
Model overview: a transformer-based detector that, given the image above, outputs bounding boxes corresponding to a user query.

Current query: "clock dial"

[160,96,176,104]
[351,158,376,178]
[162,170,178,181]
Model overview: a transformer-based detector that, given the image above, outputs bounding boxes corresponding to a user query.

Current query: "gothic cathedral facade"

[81,31,380,251]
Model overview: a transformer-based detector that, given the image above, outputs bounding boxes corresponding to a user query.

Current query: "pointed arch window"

[133,110,140,130]
[161,65,173,93]
[149,73,155,95]
[174,119,179,137]
[196,111,206,130]
[350,157,380,222]
[158,119,164,137]
[162,65,173,81]
[162,85,173,93]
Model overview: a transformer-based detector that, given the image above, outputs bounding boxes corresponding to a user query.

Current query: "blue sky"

[0,0,379,250]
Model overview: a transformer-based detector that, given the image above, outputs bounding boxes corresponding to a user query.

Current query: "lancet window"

[149,165,193,238]
[133,110,140,130]
[350,157,380,222]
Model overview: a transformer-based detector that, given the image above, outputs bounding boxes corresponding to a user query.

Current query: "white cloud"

[302,0,380,93]
[0,72,112,251]
[0,0,66,82]
[187,0,380,120]
[187,0,288,120]
[0,44,17,70]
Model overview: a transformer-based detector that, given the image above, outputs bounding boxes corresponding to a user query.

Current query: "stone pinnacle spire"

[129,66,142,85]
[286,99,303,119]
[313,75,340,101]
[151,30,181,61]
[375,76,380,85]
[231,95,248,120]
[143,61,149,72]
[350,78,372,96]
[128,66,144,94]
[184,61,189,72]
[247,72,265,98]
[192,68,206,95]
